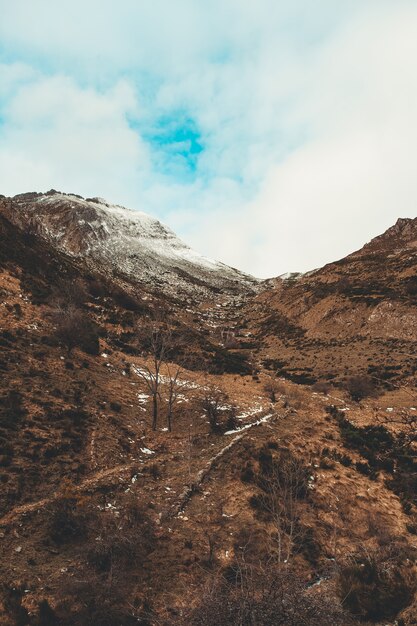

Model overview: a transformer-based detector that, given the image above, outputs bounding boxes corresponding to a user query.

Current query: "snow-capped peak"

[10,190,259,300]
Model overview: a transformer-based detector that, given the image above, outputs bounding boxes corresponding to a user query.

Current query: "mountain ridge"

[2,190,259,303]
[350,216,417,257]
[3,190,417,296]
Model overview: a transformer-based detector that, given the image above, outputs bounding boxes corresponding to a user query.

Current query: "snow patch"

[224,413,274,435]
[140,447,155,455]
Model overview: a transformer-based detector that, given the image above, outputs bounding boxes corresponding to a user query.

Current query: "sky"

[0,1,416,277]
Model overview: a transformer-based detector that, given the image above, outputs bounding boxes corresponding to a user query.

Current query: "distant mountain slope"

[350,217,417,257]
[2,190,259,301]
[243,216,417,387]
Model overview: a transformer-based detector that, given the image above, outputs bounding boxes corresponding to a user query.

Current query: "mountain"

[350,217,417,257]
[242,216,417,388]
[0,196,416,625]
[2,190,258,302]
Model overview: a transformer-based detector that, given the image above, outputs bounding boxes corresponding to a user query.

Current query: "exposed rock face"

[351,217,417,257]
[3,190,259,301]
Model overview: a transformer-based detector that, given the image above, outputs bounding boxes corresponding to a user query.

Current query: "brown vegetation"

[0,201,416,624]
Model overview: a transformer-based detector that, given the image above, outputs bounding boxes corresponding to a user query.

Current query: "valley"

[0,192,416,625]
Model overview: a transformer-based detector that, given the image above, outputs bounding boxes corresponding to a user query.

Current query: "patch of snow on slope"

[26,192,258,298]
[36,194,229,272]
[224,413,274,435]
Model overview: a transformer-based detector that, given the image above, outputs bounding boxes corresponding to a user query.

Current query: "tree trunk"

[152,393,158,430]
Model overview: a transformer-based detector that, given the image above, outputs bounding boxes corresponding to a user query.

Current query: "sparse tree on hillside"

[136,321,171,431]
[48,278,99,356]
[254,449,309,564]
[165,362,187,432]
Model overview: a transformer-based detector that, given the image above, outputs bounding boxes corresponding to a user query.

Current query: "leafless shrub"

[53,495,155,625]
[50,305,99,356]
[263,370,281,403]
[232,526,270,562]
[266,379,308,410]
[377,409,417,450]
[57,278,88,308]
[87,493,154,577]
[200,385,230,434]
[175,564,349,626]
[344,375,378,402]
[240,462,255,483]
[48,481,90,544]
[312,381,331,395]
[58,579,141,626]
[87,512,148,575]
[250,447,310,564]
[338,541,417,621]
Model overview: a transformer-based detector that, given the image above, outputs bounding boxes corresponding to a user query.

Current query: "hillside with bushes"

[0,195,416,625]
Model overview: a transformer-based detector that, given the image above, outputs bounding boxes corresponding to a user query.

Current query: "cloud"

[171,1,417,276]
[0,73,149,205]
[0,1,416,276]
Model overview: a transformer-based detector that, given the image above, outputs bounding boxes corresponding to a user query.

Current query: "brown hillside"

[242,218,417,391]
[0,201,416,625]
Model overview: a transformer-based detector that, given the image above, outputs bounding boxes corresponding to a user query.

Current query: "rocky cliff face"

[2,190,259,302]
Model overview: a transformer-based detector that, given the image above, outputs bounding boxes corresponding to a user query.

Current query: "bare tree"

[377,409,417,449]
[173,562,350,626]
[136,321,171,431]
[254,449,309,564]
[165,362,187,432]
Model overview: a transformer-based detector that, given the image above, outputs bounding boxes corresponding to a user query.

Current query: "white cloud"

[0,74,149,205]
[0,1,416,276]
[175,2,417,276]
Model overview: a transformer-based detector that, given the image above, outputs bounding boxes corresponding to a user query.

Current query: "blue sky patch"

[143,113,203,181]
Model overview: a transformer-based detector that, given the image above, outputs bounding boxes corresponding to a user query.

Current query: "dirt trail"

[0,409,280,528]
[172,411,280,517]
